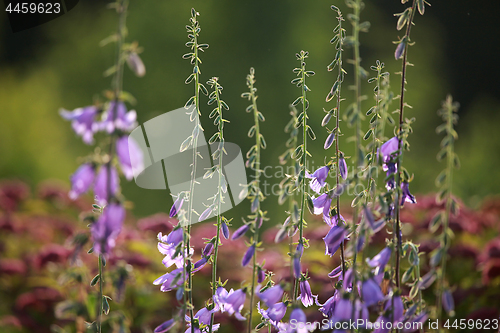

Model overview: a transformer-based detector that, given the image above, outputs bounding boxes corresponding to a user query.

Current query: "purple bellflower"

[442,289,455,314]
[384,294,404,324]
[91,203,125,255]
[339,154,347,180]
[221,221,230,239]
[242,243,256,266]
[231,224,250,240]
[116,136,143,181]
[69,163,95,200]
[99,101,137,134]
[361,278,385,306]
[94,165,119,205]
[378,136,399,164]
[169,196,184,217]
[257,266,266,283]
[257,302,287,329]
[401,182,417,205]
[154,318,175,333]
[60,106,99,144]
[256,284,284,307]
[323,226,347,257]
[203,242,214,257]
[222,288,247,321]
[367,247,392,276]
[293,243,303,278]
[299,279,316,307]
[305,166,329,194]
[153,267,185,292]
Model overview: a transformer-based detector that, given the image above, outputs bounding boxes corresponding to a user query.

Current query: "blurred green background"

[1,0,499,226]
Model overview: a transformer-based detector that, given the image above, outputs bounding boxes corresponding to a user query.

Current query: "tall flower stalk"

[241,68,267,333]
[433,95,460,324]
[290,50,315,302]
[325,5,347,278]
[181,8,209,329]
[393,0,426,289]
[205,77,229,333]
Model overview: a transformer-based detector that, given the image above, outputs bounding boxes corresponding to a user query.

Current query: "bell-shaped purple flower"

[323,226,347,257]
[361,278,385,306]
[231,224,250,240]
[401,182,416,205]
[299,280,316,307]
[257,301,287,329]
[305,166,329,194]
[100,101,137,134]
[339,155,347,180]
[402,312,428,333]
[242,243,255,266]
[257,284,284,307]
[94,165,119,205]
[373,316,391,333]
[324,132,335,149]
[362,204,376,229]
[293,243,303,278]
[367,247,392,274]
[290,307,307,324]
[166,227,183,246]
[157,242,184,269]
[257,267,266,283]
[319,293,338,318]
[442,289,454,314]
[378,136,399,163]
[395,41,405,60]
[69,163,95,200]
[154,267,185,292]
[169,196,184,217]
[221,221,230,239]
[312,193,332,220]
[91,203,125,255]
[154,318,175,333]
[193,256,209,272]
[331,297,353,323]
[385,162,397,190]
[224,288,247,321]
[384,294,404,323]
[203,242,214,257]
[60,106,99,144]
[328,265,343,279]
[116,136,143,181]
[198,206,213,221]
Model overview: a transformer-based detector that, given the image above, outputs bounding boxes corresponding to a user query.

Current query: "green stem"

[247,72,261,333]
[395,0,417,291]
[209,81,224,333]
[294,54,308,302]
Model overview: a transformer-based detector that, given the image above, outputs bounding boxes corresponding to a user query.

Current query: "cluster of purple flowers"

[61,100,143,255]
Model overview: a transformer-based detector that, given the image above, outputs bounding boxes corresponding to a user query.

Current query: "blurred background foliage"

[0,0,499,226]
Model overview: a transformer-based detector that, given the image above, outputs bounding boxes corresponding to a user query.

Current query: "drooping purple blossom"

[154,318,175,333]
[94,165,119,205]
[116,136,143,180]
[165,227,183,246]
[184,308,221,332]
[153,267,185,292]
[256,284,284,307]
[305,166,329,194]
[395,41,405,60]
[198,206,213,221]
[384,294,404,323]
[339,154,347,180]
[361,278,385,306]
[60,106,99,144]
[442,289,454,314]
[257,302,287,328]
[367,247,392,275]
[242,243,255,266]
[312,193,332,222]
[402,312,428,333]
[328,265,342,279]
[323,226,347,257]
[299,279,316,307]
[331,296,353,323]
[221,221,230,239]
[401,182,417,205]
[293,243,303,278]
[91,202,125,255]
[418,270,436,290]
[231,224,250,240]
[69,163,95,200]
[193,256,209,272]
[362,204,376,229]
[257,266,266,283]
[157,242,184,269]
[378,136,399,164]
[385,162,397,190]
[203,242,214,256]
[324,132,335,149]
[222,288,247,321]
[169,196,184,217]
[99,101,137,134]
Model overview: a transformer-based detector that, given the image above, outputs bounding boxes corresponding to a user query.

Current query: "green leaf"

[90,274,100,287]
[435,170,447,187]
[402,266,414,283]
[417,0,425,15]
[180,136,193,152]
[363,129,373,140]
[428,212,442,233]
